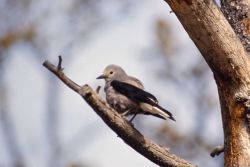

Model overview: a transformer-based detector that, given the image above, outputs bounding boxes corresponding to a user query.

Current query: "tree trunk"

[221,0,250,53]
[164,0,250,166]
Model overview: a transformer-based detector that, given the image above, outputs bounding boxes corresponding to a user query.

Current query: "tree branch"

[210,145,224,157]
[164,1,250,166]
[42,57,196,167]
[164,0,250,83]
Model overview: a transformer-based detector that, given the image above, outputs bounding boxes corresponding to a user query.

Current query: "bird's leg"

[129,113,138,122]
[121,109,132,116]
[129,108,140,122]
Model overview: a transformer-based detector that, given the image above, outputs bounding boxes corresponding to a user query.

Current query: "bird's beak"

[96,74,106,79]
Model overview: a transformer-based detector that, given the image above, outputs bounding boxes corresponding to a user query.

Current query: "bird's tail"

[153,104,176,121]
[140,103,176,121]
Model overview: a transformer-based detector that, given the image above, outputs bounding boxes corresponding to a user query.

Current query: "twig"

[57,55,63,70]
[210,146,224,157]
[42,57,197,167]
[96,86,101,94]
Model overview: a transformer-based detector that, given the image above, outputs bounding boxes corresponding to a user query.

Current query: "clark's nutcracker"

[97,64,175,122]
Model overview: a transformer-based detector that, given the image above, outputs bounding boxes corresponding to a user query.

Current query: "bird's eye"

[110,71,113,74]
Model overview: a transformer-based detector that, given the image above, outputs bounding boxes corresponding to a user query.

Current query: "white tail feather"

[140,103,170,119]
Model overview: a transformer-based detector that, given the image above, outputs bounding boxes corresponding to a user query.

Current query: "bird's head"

[97,64,127,82]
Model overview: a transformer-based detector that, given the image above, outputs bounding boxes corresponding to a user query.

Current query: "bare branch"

[57,55,63,70]
[164,0,250,84]
[43,57,196,167]
[96,85,101,94]
[210,146,224,157]
[43,59,80,93]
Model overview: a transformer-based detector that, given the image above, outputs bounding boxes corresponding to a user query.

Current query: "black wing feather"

[111,80,176,121]
[111,80,158,105]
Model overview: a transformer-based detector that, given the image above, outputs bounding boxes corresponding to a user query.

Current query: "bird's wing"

[111,80,175,121]
[127,76,144,89]
[111,80,158,105]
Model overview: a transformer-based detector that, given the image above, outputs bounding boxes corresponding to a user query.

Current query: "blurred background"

[0,0,224,167]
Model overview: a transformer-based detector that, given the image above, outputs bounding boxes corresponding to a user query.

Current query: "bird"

[97,64,175,122]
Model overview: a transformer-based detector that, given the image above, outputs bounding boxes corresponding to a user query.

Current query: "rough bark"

[221,0,250,52]
[43,57,196,167]
[164,0,250,166]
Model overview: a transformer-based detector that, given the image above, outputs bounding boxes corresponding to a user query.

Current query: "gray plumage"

[97,64,175,121]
